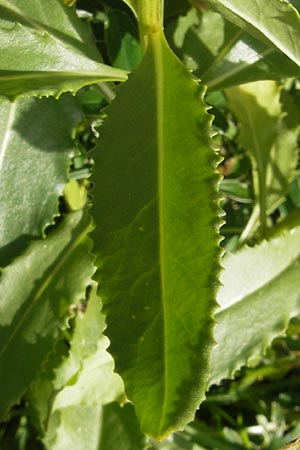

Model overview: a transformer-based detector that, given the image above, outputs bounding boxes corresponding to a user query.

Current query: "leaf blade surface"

[92,31,221,438]
[166,6,300,91]
[226,81,299,240]
[0,0,126,98]
[205,0,300,68]
[0,95,83,266]
[0,210,94,419]
[209,225,300,386]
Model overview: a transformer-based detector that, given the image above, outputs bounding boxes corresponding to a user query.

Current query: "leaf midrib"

[0,101,16,173]
[0,71,122,80]
[151,31,169,433]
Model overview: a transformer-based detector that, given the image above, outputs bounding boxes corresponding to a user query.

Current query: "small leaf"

[0,0,127,99]
[92,30,222,438]
[209,225,300,386]
[0,210,94,419]
[204,0,300,68]
[220,179,253,203]
[0,94,82,266]
[226,81,300,240]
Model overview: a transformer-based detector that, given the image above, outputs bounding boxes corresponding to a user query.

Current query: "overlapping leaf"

[0,0,126,98]
[28,289,124,450]
[91,30,221,438]
[0,94,83,266]
[0,210,94,419]
[166,7,300,90]
[205,0,300,68]
[226,81,299,240]
[209,225,300,386]
[98,403,146,450]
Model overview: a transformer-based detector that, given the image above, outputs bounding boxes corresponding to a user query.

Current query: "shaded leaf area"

[165,7,300,91]
[98,403,146,450]
[121,0,137,17]
[209,225,300,387]
[91,29,221,439]
[204,0,300,68]
[0,0,126,99]
[28,289,125,450]
[0,210,94,420]
[290,0,300,12]
[226,81,299,241]
[0,94,83,267]
[105,9,142,71]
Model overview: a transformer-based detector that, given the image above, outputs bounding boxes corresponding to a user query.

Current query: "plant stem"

[137,0,164,51]
[98,82,116,102]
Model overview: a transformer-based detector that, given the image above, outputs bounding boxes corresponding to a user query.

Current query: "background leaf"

[165,6,300,91]
[39,291,124,450]
[0,94,82,266]
[0,0,126,98]
[0,210,94,419]
[91,30,221,438]
[204,0,300,68]
[226,81,299,240]
[105,8,142,71]
[209,225,300,386]
[27,287,125,449]
[98,403,146,450]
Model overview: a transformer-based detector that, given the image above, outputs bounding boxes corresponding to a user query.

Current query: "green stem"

[137,0,164,52]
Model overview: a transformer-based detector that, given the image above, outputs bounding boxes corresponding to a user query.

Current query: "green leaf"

[0,94,82,266]
[209,225,300,386]
[220,179,253,203]
[98,403,146,450]
[91,31,221,439]
[0,210,94,419]
[39,291,124,450]
[0,0,127,99]
[226,81,299,240]
[204,0,300,68]
[105,9,142,71]
[165,7,300,91]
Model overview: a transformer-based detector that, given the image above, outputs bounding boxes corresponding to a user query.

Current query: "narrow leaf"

[209,225,300,386]
[0,210,94,419]
[92,31,221,438]
[0,0,126,98]
[0,94,82,266]
[204,0,300,68]
[226,81,299,240]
